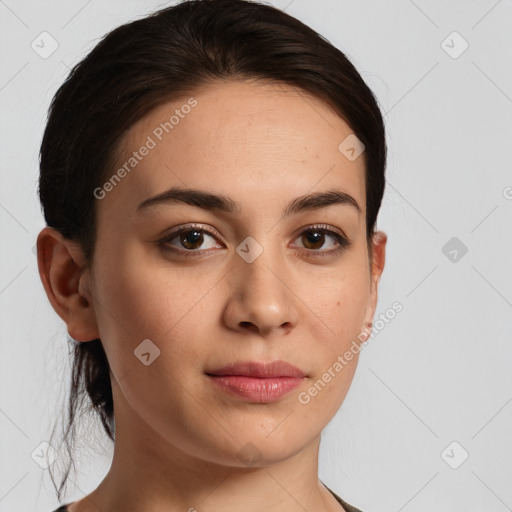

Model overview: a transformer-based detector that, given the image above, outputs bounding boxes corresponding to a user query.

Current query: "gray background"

[1,0,511,511]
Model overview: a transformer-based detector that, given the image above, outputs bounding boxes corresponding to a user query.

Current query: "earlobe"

[36,227,100,342]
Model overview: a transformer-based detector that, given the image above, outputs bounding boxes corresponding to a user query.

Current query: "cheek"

[294,357,357,426]
[91,242,222,373]
[291,273,369,428]
[307,258,371,343]
[294,254,370,409]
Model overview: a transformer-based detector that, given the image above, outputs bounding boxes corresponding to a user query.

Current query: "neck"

[71,391,341,512]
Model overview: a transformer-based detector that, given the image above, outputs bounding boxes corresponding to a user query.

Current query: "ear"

[36,227,100,342]
[361,230,387,340]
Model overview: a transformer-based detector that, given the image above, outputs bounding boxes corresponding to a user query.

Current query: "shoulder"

[324,485,365,512]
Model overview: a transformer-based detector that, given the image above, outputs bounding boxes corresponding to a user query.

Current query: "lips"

[205,360,307,378]
[205,360,307,403]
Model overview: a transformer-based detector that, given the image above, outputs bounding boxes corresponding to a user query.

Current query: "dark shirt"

[51,485,363,512]
[325,485,364,512]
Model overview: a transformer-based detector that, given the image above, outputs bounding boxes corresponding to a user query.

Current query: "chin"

[184,429,312,470]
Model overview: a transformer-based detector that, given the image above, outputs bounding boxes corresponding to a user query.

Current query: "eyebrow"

[136,186,361,217]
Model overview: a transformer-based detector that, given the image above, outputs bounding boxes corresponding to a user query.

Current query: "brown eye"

[301,230,327,250]
[292,225,351,257]
[159,225,222,254]
[179,229,205,250]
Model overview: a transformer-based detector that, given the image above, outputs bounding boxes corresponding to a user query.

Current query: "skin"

[37,79,386,512]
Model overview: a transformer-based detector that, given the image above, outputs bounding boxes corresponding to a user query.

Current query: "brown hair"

[38,0,386,498]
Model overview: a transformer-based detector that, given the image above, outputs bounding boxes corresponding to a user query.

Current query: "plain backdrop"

[1,1,511,511]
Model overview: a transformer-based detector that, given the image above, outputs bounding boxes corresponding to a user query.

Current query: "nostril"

[280,322,293,334]
[240,321,257,332]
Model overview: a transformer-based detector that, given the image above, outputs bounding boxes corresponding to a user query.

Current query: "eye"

[158,223,351,258]
[291,224,351,257]
[158,224,223,255]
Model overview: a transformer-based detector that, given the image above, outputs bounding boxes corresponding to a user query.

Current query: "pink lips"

[206,360,306,403]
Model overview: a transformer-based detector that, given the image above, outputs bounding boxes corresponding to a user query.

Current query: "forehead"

[98,79,366,221]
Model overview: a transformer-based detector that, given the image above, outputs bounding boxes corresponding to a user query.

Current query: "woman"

[37,0,387,510]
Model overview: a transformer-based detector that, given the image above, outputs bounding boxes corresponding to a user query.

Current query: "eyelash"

[157,223,351,259]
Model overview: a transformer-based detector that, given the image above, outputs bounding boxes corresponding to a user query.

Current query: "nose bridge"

[237,236,286,301]
[225,234,298,335]
[239,240,284,296]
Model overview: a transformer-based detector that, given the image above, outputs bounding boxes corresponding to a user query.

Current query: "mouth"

[205,360,307,403]
[206,360,307,378]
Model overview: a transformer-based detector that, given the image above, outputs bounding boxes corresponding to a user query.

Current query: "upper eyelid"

[161,223,349,246]
[164,223,222,240]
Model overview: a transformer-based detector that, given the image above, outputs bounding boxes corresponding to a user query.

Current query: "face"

[78,80,385,467]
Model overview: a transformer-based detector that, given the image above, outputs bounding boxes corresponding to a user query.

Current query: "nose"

[222,247,299,338]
